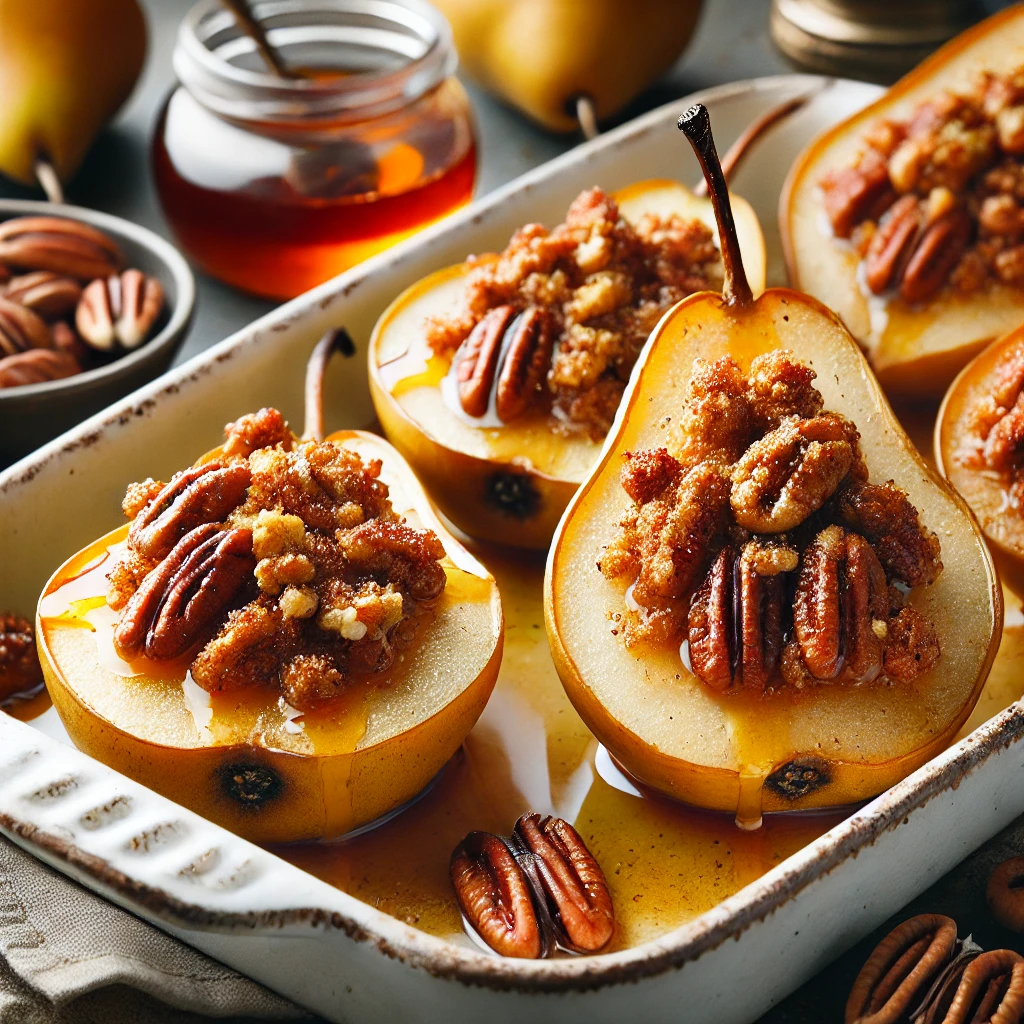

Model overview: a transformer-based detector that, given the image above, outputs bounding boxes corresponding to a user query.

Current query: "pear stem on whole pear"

[219,0,297,79]
[678,103,753,309]
[574,95,600,141]
[33,158,64,205]
[303,326,357,441]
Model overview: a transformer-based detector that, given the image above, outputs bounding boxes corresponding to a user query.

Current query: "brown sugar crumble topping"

[599,351,944,692]
[956,340,1024,507]
[106,408,447,710]
[821,66,1024,302]
[426,186,721,438]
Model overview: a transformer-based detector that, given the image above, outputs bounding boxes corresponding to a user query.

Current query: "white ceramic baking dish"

[5,75,1023,1024]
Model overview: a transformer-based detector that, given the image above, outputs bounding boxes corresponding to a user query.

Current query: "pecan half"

[511,813,614,954]
[454,305,516,418]
[0,294,52,356]
[926,949,1024,1024]
[77,269,165,351]
[730,414,859,533]
[451,814,614,959]
[865,195,922,295]
[0,216,122,281]
[114,524,255,660]
[4,271,82,322]
[688,541,795,693]
[838,481,943,588]
[0,348,79,388]
[450,830,546,959]
[495,307,554,422]
[0,613,43,701]
[821,149,896,239]
[845,914,959,1024]
[900,205,972,304]
[128,463,252,561]
[787,525,888,686]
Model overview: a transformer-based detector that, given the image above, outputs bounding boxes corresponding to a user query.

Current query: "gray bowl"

[0,199,195,465]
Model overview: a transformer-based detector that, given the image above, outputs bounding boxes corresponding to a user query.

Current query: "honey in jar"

[154,0,477,299]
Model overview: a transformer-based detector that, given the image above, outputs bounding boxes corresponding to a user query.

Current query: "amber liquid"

[153,95,476,300]
[276,549,847,952]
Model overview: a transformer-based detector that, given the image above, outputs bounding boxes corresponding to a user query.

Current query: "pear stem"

[219,0,297,79]
[575,95,599,141]
[303,327,356,441]
[34,158,64,205]
[678,103,753,309]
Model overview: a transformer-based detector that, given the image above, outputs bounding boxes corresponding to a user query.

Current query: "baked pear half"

[547,105,1001,824]
[38,353,503,844]
[937,323,1024,596]
[782,5,1024,398]
[370,178,766,549]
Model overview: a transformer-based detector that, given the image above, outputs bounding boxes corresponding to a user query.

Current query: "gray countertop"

[3,0,1020,1019]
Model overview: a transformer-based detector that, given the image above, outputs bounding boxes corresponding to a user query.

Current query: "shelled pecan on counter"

[821,65,1024,303]
[105,408,448,710]
[599,350,943,693]
[0,216,164,389]
[846,914,1024,1024]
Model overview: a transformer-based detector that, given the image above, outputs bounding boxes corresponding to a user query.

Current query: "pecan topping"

[0,613,43,701]
[454,304,515,418]
[451,830,547,959]
[838,481,943,588]
[495,307,555,422]
[451,814,614,959]
[511,813,615,954]
[128,463,252,561]
[114,524,255,660]
[822,148,896,239]
[730,413,860,533]
[0,348,79,388]
[604,350,943,691]
[688,542,795,693]
[847,914,1024,1024]
[0,216,122,281]
[0,294,51,356]
[788,525,888,685]
[76,269,165,351]
[4,271,82,322]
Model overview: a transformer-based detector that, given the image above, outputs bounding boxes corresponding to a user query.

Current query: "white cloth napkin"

[0,835,318,1023]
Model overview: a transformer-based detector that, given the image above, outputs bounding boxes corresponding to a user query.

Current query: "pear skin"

[0,0,147,185]
[434,0,702,132]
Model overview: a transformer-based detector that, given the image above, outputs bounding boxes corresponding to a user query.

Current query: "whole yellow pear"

[0,0,147,186]
[435,0,703,132]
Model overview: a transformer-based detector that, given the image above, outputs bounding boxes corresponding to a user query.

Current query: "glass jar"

[154,0,477,299]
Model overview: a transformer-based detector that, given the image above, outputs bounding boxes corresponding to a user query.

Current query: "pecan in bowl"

[600,350,942,693]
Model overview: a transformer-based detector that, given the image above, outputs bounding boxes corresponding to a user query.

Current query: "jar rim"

[174,0,457,124]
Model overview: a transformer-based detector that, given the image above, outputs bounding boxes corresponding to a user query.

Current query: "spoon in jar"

[218,0,297,79]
